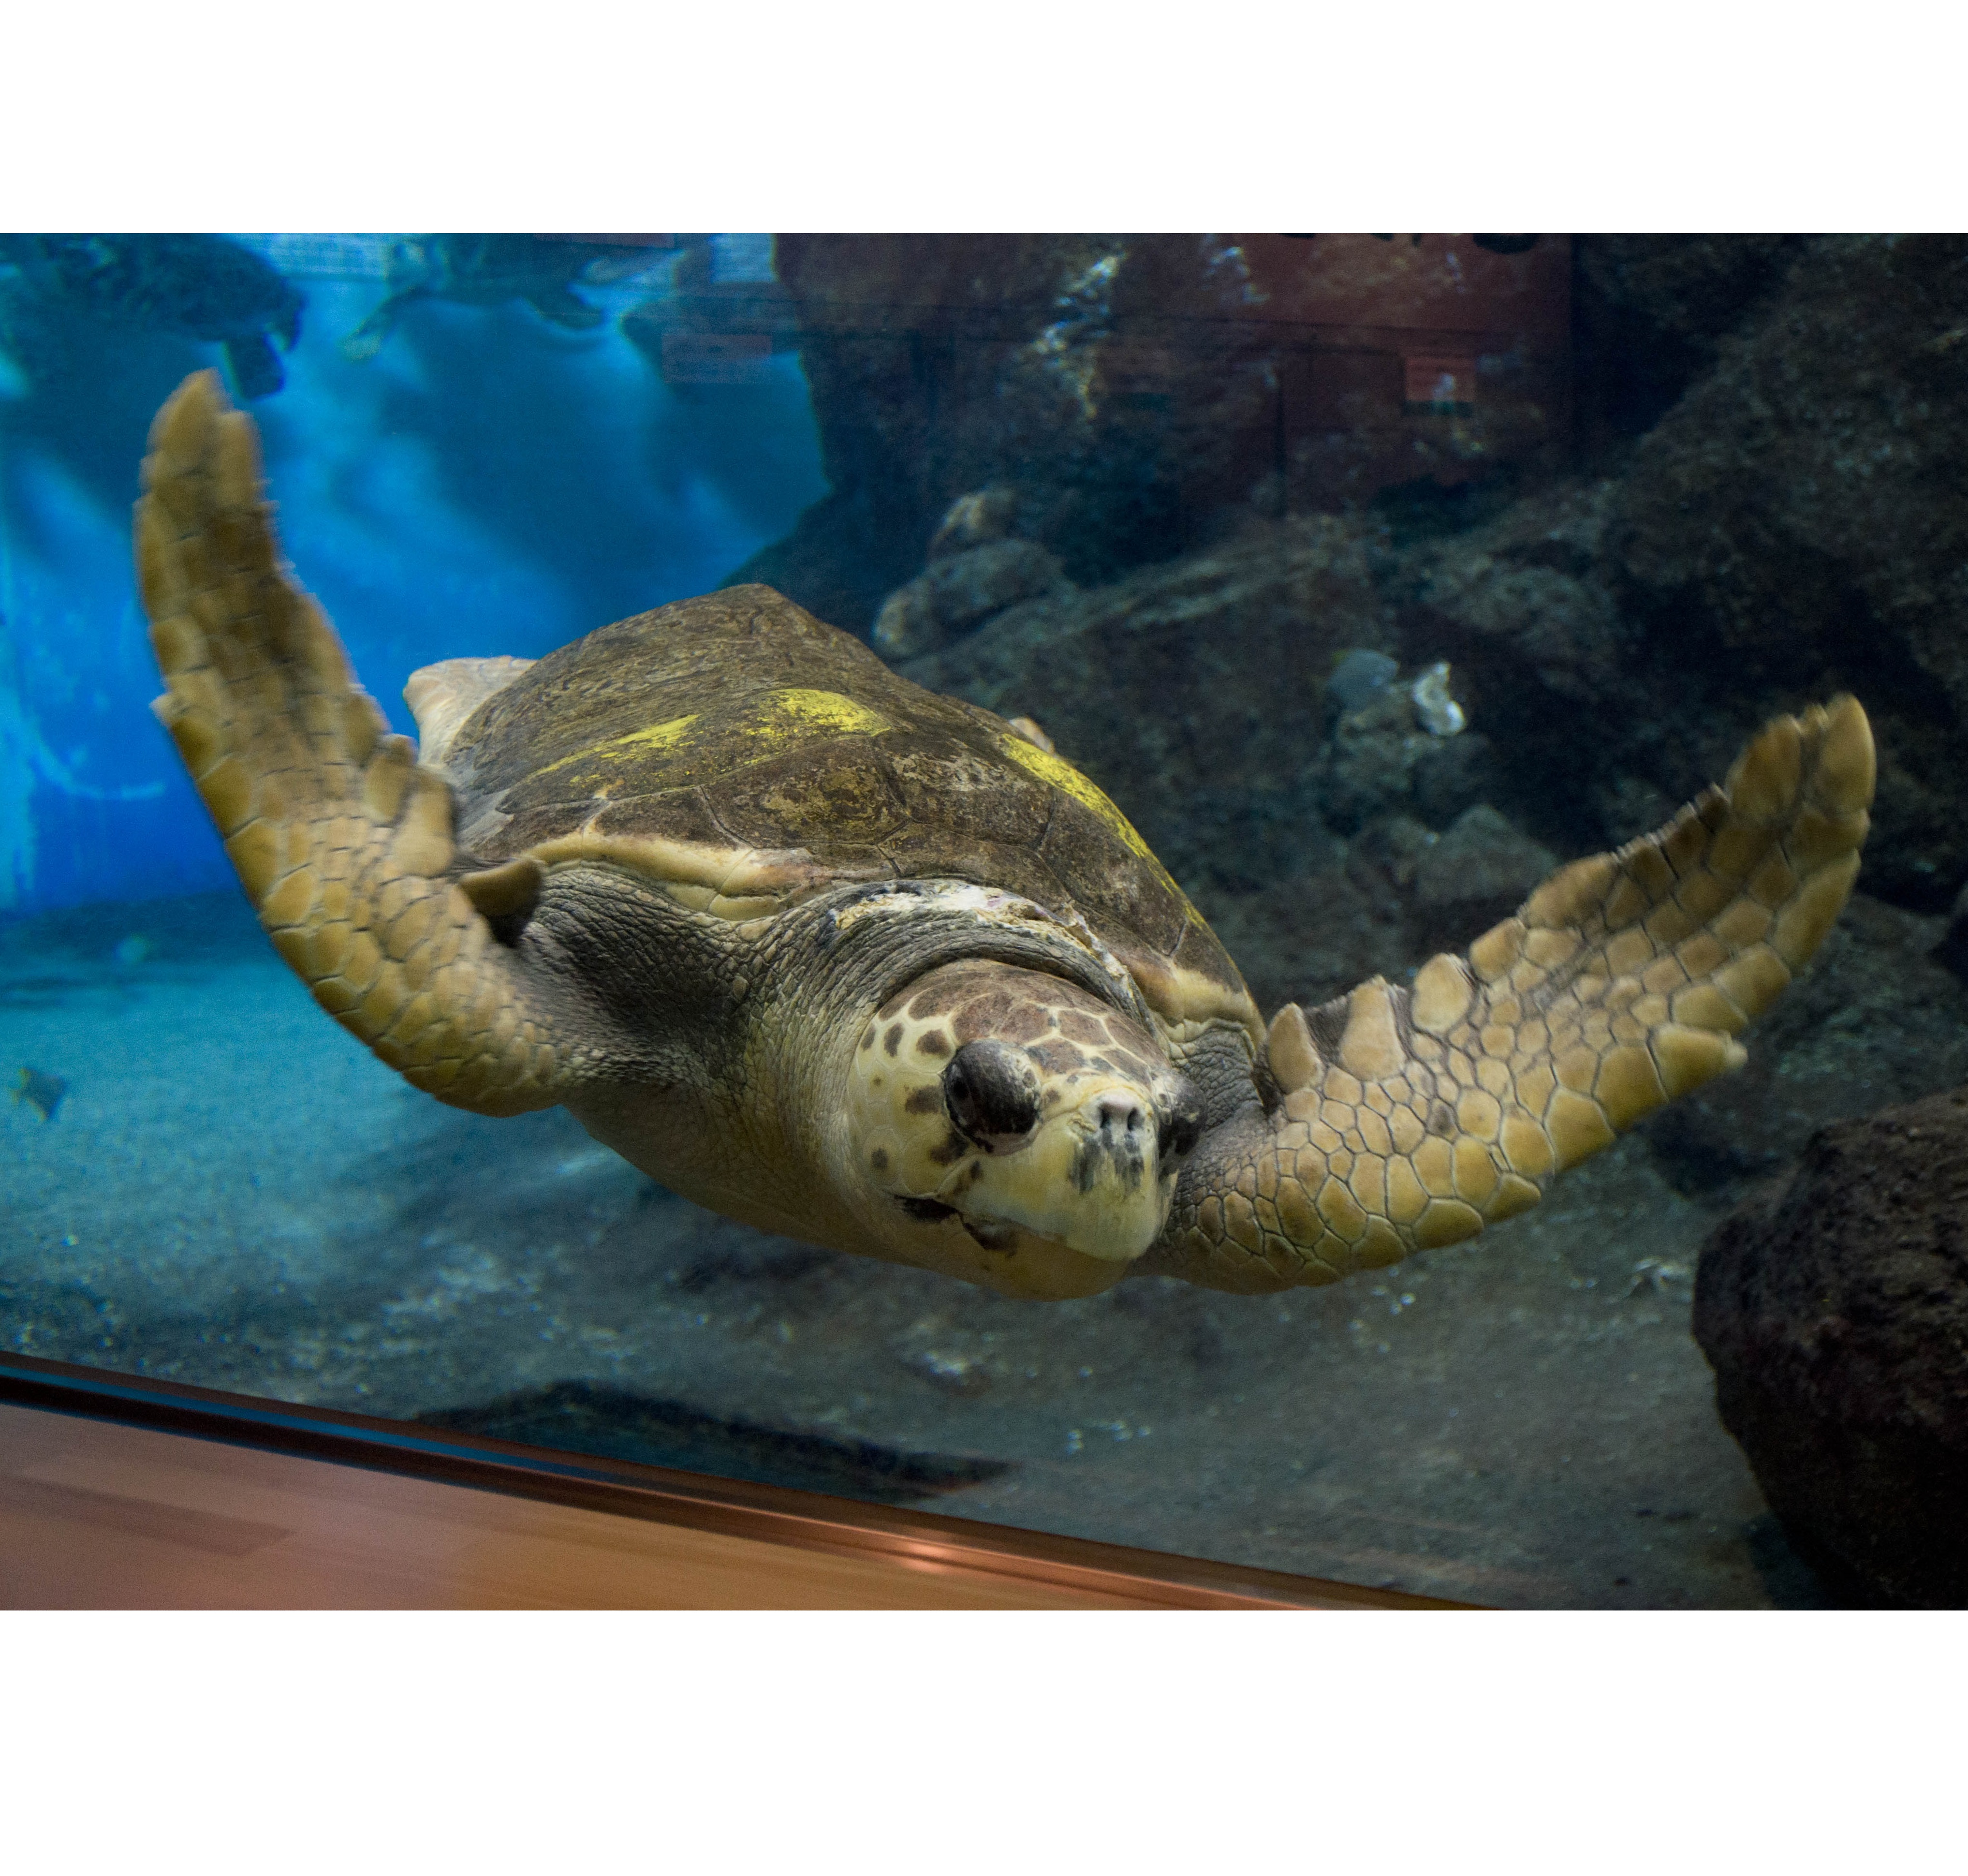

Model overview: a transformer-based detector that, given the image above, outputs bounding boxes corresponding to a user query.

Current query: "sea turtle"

[339,235,649,362]
[136,372,1877,1302]
[1,235,304,399]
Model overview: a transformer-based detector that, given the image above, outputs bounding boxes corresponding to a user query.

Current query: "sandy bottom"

[1,891,1838,1608]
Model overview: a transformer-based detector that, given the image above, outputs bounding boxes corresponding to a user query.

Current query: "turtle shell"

[439,584,1257,1037]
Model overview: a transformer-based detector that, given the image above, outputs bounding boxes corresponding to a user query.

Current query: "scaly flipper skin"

[136,371,567,1116]
[1164,697,1875,1291]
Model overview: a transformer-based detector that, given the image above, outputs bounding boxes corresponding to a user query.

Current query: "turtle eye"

[941,1040,1041,1152]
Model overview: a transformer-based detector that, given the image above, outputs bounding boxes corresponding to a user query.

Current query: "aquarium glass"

[6,232,1966,1607]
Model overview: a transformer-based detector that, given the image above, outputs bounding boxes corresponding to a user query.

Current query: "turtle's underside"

[136,372,1876,1302]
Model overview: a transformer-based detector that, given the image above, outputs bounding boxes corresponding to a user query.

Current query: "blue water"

[0,238,828,915]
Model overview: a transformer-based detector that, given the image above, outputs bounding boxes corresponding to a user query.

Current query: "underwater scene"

[4,233,1967,1607]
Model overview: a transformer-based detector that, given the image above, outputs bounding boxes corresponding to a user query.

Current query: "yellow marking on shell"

[525,690,887,793]
[750,688,892,740]
[526,713,702,783]
[996,728,1159,864]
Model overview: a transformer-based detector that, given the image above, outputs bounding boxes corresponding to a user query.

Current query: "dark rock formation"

[1694,1085,1968,1606]
[1937,878,1968,984]
[726,234,1289,631]
[1606,234,1968,909]
[1366,477,1659,857]
[1572,234,1805,446]
[1375,236,1968,911]
[873,526,1071,659]
[1411,804,1557,956]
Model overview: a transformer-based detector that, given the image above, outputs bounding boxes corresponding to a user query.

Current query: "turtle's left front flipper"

[1161,698,1875,1292]
[137,370,570,1117]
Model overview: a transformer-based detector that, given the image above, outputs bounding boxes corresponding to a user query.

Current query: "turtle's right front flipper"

[1160,697,1875,1292]
[137,370,568,1117]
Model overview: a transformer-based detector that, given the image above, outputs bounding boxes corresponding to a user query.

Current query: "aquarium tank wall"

[5,232,1968,1608]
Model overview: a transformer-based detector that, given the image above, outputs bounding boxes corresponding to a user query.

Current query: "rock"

[1410,805,1557,955]
[1607,234,1968,909]
[1410,731,1501,827]
[1318,665,1478,837]
[1693,1085,1968,1606]
[1572,234,1805,444]
[1201,856,1405,1020]
[733,234,1574,637]
[1375,477,1657,857]
[1320,684,1429,834]
[928,487,1019,559]
[726,234,1280,632]
[872,536,1071,659]
[1410,661,1466,736]
[1389,479,1631,708]
[1934,878,1968,985]
[1324,648,1400,718]
[1364,237,1968,913]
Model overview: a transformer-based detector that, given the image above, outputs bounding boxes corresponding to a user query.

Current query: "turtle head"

[839,961,1203,1293]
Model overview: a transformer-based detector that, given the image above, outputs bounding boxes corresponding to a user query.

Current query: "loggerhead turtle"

[2,235,304,399]
[338,235,637,362]
[136,372,1876,1302]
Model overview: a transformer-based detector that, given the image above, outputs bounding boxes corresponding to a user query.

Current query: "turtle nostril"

[1094,1092,1148,1138]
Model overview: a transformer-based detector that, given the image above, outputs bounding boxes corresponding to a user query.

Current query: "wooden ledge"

[0,1355,1465,1610]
